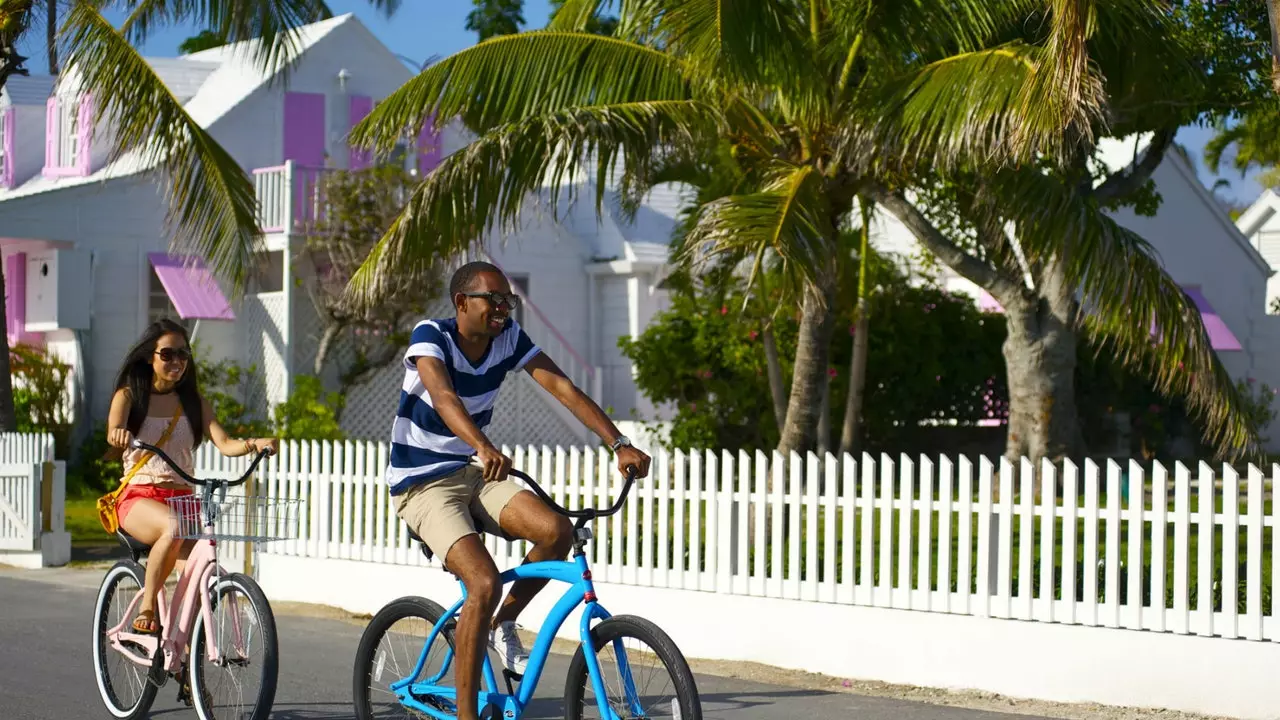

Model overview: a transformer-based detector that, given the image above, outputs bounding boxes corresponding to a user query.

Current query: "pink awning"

[1182,287,1242,351]
[147,253,235,321]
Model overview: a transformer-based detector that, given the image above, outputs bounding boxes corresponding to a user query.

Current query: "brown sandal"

[132,609,159,635]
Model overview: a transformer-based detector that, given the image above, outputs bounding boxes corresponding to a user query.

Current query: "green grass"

[66,497,117,547]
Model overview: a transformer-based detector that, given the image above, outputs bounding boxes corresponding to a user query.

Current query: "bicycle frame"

[103,440,270,678]
[106,524,245,674]
[393,547,644,720]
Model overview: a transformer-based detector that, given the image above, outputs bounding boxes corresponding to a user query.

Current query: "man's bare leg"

[445,534,502,720]
[491,491,573,629]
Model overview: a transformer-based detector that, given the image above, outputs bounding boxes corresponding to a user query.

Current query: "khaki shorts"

[392,464,524,562]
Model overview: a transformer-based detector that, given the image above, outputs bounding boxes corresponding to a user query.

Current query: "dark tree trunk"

[761,322,788,434]
[0,270,19,431]
[777,278,837,458]
[46,0,57,75]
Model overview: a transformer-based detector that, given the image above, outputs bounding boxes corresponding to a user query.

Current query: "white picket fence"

[0,433,62,558]
[194,440,1279,642]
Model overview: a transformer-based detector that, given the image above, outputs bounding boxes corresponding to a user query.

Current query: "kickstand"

[502,668,523,697]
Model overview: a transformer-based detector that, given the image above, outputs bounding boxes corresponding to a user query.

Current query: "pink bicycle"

[91,440,297,720]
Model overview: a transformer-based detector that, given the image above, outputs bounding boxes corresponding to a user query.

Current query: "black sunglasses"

[156,347,192,363]
[462,291,521,309]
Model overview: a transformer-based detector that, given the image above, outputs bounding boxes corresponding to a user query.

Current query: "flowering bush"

[619,270,1008,453]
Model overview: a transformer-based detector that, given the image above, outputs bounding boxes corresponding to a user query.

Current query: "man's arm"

[524,353,652,478]
[523,353,622,444]
[416,356,509,480]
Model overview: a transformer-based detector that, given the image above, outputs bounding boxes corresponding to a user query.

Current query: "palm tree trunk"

[46,0,58,74]
[1001,264,1083,494]
[839,199,874,456]
[817,377,831,454]
[761,322,788,433]
[777,278,837,458]
[0,270,19,431]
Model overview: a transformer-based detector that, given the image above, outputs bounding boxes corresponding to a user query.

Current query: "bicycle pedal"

[147,651,168,689]
[501,668,523,696]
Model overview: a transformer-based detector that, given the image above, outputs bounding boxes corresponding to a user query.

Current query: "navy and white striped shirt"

[385,317,541,494]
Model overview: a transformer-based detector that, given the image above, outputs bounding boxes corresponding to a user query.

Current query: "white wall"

[6,104,46,187]
[0,177,241,421]
[197,21,418,173]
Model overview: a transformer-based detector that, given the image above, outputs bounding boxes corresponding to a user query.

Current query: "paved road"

[0,568,1047,720]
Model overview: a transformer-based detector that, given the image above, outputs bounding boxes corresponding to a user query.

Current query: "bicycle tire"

[564,615,702,720]
[189,572,279,720]
[92,560,159,720]
[353,596,459,720]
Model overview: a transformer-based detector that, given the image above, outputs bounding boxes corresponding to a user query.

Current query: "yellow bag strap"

[107,403,184,499]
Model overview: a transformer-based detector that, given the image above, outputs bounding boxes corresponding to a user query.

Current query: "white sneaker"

[489,621,529,674]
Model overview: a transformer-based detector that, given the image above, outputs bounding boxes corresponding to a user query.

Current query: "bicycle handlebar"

[470,456,638,523]
[130,439,273,488]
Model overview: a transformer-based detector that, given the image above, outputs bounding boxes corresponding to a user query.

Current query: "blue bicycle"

[352,464,702,720]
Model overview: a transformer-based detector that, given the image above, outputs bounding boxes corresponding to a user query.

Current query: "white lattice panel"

[485,372,586,447]
[338,361,402,440]
[240,295,288,406]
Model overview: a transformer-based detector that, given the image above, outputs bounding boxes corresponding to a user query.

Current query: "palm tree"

[0,1,401,431]
[346,0,1107,458]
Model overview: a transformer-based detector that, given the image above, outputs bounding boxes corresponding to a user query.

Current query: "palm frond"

[848,42,1091,172]
[675,162,834,304]
[63,4,261,292]
[990,169,1260,460]
[346,99,719,309]
[546,0,611,31]
[656,0,815,103]
[349,31,692,157]
[832,0,1040,61]
[116,1,353,79]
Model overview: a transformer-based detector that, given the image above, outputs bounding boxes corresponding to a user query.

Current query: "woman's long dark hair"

[112,318,204,449]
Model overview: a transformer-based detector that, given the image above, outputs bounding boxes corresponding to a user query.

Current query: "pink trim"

[348,95,373,170]
[75,93,94,175]
[1,107,14,188]
[6,252,25,344]
[252,164,288,175]
[479,250,594,374]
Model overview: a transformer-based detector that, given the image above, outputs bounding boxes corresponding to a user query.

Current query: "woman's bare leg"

[119,498,181,631]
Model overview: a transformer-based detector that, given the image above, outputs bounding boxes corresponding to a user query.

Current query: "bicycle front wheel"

[353,596,459,720]
[564,615,702,720]
[92,560,159,719]
[188,572,279,720]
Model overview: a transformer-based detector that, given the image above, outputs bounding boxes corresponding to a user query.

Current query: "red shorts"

[118,484,196,526]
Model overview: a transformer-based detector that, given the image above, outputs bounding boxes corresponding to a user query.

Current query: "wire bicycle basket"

[166,491,302,543]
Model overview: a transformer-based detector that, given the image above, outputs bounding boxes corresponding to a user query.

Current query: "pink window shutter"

[1,107,14,188]
[5,252,25,345]
[76,94,94,175]
[282,91,327,167]
[43,96,58,174]
[416,113,443,176]
[347,95,373,170]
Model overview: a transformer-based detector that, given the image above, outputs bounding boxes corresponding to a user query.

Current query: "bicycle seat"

[115,530,151,562]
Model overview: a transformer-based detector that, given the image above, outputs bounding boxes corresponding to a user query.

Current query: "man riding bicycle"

[386,260,651,720]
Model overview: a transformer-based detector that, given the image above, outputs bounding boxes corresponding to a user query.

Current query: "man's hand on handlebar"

[476,445,512,483]
[616,445,650,479]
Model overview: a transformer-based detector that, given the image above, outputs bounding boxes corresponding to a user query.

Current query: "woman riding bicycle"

[105,318,278,635]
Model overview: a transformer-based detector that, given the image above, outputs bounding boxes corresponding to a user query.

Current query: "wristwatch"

[610,436,632,453]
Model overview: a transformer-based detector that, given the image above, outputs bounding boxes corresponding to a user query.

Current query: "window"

[148,268,188,328]
[248,250,285,294]
[44,95,90,176]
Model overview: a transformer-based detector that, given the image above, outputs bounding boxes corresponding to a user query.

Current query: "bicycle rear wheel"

[564,615,702,720]
[353,596,460,720]
[92,560,159,720]
[188,572,279,720]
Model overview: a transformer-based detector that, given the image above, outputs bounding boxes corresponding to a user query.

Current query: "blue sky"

[16,0,1266,207]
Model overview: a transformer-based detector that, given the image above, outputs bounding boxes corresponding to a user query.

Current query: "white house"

[871,134,1280,450]
[0,14,685,449]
